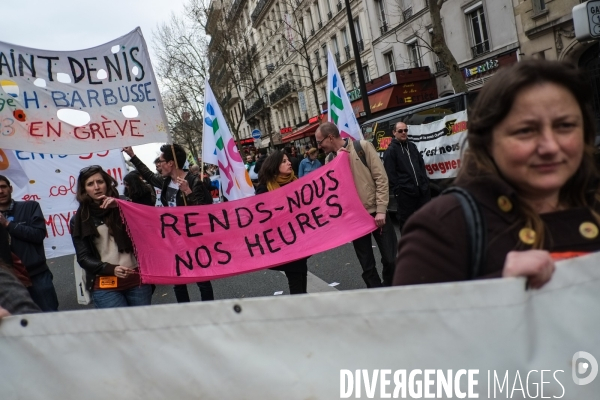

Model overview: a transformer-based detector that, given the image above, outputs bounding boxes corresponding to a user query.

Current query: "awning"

[260,137,271,147]
[282,115,327,143]
[350,87,394,115]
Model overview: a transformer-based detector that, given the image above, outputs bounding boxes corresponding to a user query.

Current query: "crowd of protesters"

[1,60,599,318]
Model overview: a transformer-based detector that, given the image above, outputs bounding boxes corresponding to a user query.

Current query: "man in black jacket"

[0,175,59,311]
[122,144,214,302]
[383,122,431,230]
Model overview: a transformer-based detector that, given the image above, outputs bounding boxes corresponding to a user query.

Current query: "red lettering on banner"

[22,194,41,201]
[29,121,43,137]
[78,150,110,160]
[425,158,461,175]
[106,167,124,184]
[49,175,77,197]
[45,211,75,238]
[72,119,145,140]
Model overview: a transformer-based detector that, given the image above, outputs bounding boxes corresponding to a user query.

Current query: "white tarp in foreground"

[0,254,599,399]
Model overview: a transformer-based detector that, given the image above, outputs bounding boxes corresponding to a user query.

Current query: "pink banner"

[118,152,377,284]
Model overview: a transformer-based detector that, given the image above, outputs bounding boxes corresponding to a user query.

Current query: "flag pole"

[170,144,187,206]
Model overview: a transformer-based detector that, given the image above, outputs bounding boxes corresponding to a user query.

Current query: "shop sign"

[238,138,255,145]
[308,115,320,124]
[348,88,361,101]
[463,59,499,79]
[280,126,293,134]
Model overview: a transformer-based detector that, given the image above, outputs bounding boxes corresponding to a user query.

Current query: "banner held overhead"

[0,28,169,154]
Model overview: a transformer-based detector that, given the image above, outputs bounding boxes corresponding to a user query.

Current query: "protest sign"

[407,110,468,179]
[118,152,376,284]
[0,252,598,399]
[1,149,126,258]
[0,28,169,154]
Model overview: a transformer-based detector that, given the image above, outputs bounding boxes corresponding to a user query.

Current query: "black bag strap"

[441,187,487,279]
[353,139,368,169]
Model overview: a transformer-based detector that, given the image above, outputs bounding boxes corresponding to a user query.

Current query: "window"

[341,28,350,60]
[322,44,328,68]
[376,0,388,33]
[383,51,394,72]
[332,35,340,65]
[314,49,323,76]
[363,65,371,81]
[315,2,323,28]
[532,0,546,15]
[354,18,364,52]
[349,71,357,88]
[467,6,489,57]
[407,41,421,68]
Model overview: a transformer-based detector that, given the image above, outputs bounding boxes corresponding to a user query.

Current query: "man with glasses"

[122,144,215,302]
[315,122,396,288]
[0,175,59,311]
[383,121,430,230]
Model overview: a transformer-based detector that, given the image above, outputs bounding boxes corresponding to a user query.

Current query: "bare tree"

[154,11,208,158]
[260,0,326,115]
[430,0,467,93]
[388,0,467,93]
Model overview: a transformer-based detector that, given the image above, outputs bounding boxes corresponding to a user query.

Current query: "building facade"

[206,0,595,149]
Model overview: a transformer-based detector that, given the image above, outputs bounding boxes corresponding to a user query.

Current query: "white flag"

[202,81,255,200]
[327,50,363,140]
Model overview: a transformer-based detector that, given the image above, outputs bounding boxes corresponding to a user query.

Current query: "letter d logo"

[572,351,598,385]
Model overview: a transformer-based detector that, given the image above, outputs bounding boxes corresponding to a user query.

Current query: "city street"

[51,221,401,311]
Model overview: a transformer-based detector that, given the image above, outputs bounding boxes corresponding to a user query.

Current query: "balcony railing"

[227,0,246,21]
[344,45,351,61]
[337,1,342,11]
[435,60,447,73]
[327,11,332,20]
[245,98,265,119]
[471,40,490,58]
[402,7,413,21]
[357,40,364,53]
[380,23,388,35]
[266,63,275,74]
[269,81,296,104]
[318,20,323,29]
[311,28,315,36]
[334,52,341,66]
[250,0,269,23]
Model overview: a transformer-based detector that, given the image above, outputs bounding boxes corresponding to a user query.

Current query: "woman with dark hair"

[256,150,308,294]
[394,60,600,288]
[124,170,155,206]
[70,166,152,308]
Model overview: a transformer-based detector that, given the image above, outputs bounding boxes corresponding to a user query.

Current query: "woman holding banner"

[70,166,152,308]
[394,60,600,289]
[256,151,308,294]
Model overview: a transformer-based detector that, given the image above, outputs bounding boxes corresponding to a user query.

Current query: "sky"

[1,0,190,167]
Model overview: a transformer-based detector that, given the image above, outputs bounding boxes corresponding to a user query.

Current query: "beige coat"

[343,139,389,214]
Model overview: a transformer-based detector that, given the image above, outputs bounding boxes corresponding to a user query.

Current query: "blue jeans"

[27,269,59,312]
[92,285,152,309]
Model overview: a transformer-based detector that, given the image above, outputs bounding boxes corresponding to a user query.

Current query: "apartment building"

[206,0,381,147]
[513,0,600,129]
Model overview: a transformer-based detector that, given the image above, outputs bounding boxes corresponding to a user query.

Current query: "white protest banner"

[0,28,169,154]
[1,253,598,399]
[1,149,126,258]
[408,110,468,179]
